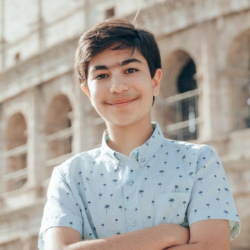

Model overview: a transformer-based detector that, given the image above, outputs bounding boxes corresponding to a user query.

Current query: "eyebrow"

[90,58,142,72]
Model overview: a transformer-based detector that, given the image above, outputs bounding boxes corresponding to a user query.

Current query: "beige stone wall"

[0,0,250,249]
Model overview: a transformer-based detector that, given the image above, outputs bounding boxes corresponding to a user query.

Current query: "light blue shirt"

[38,122,241,249]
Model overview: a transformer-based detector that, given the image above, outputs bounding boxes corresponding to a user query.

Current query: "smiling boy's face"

[81,44,162,127]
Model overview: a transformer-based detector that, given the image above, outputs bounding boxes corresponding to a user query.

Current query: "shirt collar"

[100,122,165,169]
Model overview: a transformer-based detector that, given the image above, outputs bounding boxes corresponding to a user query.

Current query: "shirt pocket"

[154,192,190,226]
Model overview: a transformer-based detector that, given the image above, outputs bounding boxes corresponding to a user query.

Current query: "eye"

[125,68,138,74]
[96,74,108,80]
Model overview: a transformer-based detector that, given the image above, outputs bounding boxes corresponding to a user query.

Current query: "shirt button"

[127,180,133,185]
[130,220,136,226]
[140,157,146,162]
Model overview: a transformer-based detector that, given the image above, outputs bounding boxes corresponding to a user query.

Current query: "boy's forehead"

[88,46,145,70]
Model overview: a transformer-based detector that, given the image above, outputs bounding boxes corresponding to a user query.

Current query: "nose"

[109,72,129,94]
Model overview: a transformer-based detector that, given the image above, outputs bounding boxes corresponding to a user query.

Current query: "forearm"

[66,223,180,250]
[164,243,201,250]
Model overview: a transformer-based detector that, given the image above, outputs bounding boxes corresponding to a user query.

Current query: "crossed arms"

[44,219,230,250]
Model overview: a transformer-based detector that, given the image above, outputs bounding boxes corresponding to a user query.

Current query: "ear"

[152,68,162,97]
[81,83,91,99]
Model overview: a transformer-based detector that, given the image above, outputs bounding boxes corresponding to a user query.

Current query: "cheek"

[90,83,103,97]
[134,76,153,98]
[89,85,107,111]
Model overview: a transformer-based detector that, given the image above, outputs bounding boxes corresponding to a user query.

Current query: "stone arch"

[158,49,198,141]
[44,87,77,123]
[4,105,29,139]
[60,89,77,114]
[218,12,250,69]
[5,112,28,192]
[6,112,27,150]
[226,29,250,131]
[227,29,250,75]
[45,94,72,135]
[160,50,197,97]
[44,94,73,160]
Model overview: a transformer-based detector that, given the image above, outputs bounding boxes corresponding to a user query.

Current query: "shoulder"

[162,138,213,156]
[56,148,102,179]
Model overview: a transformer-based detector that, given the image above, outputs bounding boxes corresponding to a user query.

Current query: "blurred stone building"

[0,0,250,249]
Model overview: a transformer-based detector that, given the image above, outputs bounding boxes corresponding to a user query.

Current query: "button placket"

[123,165,138,230]
[140,157,146,162]
[127,180,134,187]
[138,158,146,168]
[130,220,136,226]
[112,156,120,170]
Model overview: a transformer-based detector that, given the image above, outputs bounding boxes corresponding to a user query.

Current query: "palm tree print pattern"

[169,198,175,207]
[104,205,110,213]
[38,123,241,249]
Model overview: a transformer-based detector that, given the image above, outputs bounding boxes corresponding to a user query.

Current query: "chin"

[108,116,141,127]
[109,119,132,126]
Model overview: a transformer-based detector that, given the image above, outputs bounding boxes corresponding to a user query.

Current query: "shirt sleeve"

[187,145,241,241]
[38,166,83,250]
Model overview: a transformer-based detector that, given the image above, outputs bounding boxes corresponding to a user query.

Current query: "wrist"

[158,223,179,247]
[160,223,190,246]
[171,223,190,245]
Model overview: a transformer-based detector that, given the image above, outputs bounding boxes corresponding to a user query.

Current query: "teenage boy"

[38,19,241,250]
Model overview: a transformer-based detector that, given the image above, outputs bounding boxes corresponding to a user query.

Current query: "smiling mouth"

[107,98,137,107]
[108,98,137,105]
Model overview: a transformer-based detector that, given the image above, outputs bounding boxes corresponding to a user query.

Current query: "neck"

[106,117,154,157]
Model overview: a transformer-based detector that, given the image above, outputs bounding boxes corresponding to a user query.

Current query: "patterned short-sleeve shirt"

[38,122,241,249]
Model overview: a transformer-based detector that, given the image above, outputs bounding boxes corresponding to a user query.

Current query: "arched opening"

[177,59,198,127]
[45,94,73,163]
[227,29,250,131]
[157,50,199,141]
[7,112,27,150]
[5,112,28,192]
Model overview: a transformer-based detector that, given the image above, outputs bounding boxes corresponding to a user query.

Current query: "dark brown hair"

[75,18,161,105]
